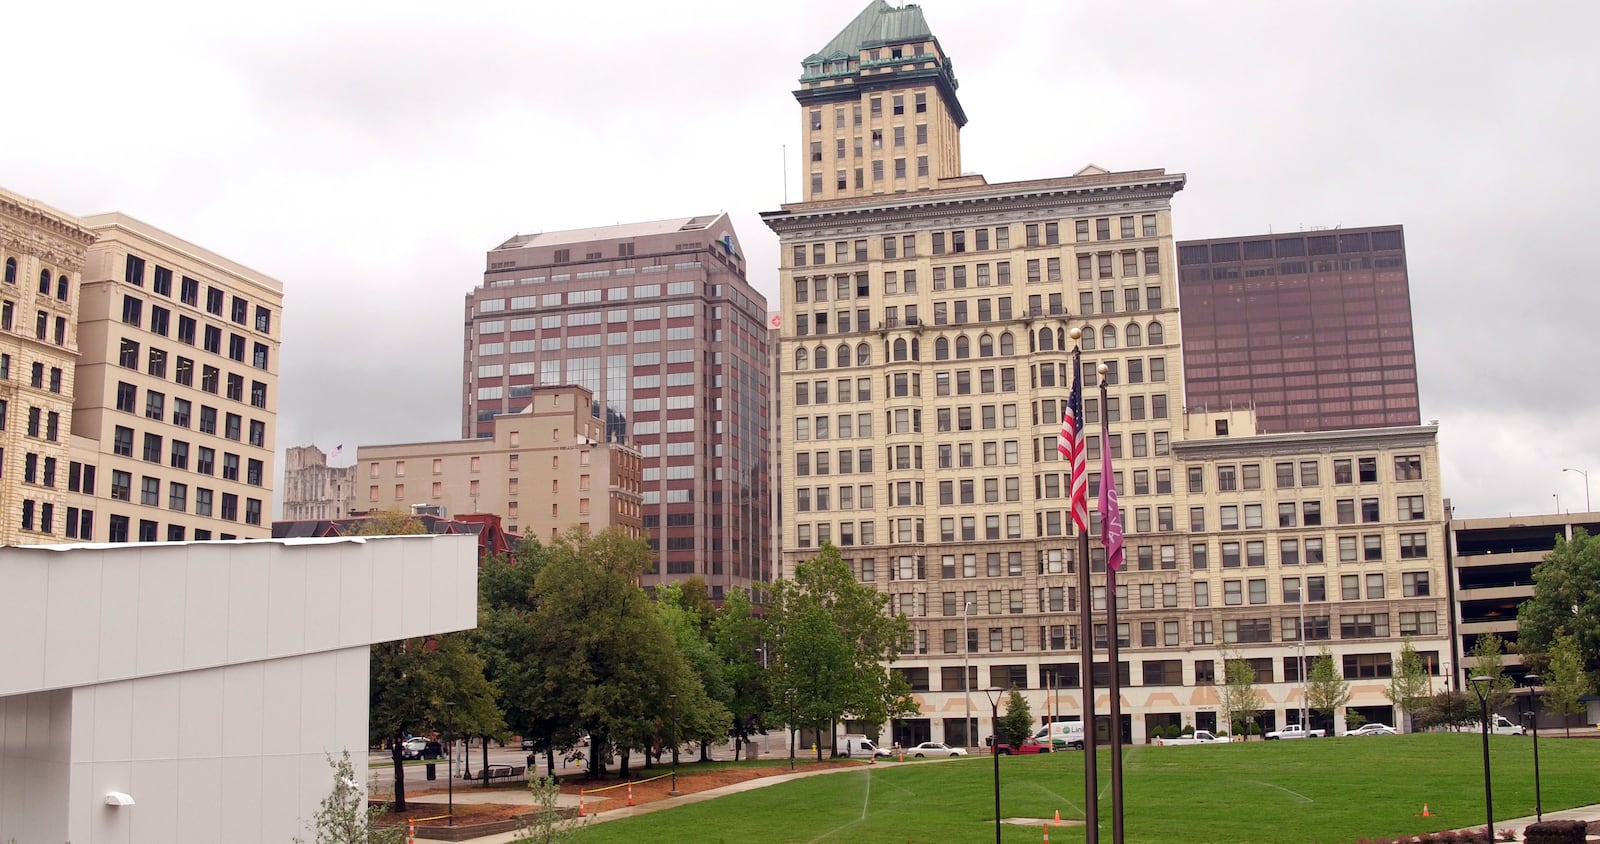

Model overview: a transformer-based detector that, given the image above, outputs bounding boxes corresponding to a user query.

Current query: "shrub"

[1180,724,1195,736]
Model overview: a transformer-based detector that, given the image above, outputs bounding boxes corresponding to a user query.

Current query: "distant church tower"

[796,0,968,201]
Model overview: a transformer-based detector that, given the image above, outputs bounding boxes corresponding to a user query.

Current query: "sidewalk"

[431,761,884,843]
[1452,805,1600,841]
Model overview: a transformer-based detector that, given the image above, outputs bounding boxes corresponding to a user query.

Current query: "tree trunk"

[620,749,631,779]
[390,733,408,812]
[545,748,555,777]
[481,736,490,787]
[700,741,711,762]
[734,737,743,761]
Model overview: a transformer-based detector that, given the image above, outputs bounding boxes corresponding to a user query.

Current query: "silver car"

[1346,723,1397,737]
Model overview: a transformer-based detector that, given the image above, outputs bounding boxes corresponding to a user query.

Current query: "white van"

[1462,715,1526,736]
[1033,721,1085,750]
[840,734,892,757]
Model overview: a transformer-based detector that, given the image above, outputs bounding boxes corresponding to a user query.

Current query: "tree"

[1543,630,1591,736]
[293,750,404,844]
[1518,528,1600,671]
[1218,652,1263,740]
[996,689,1034,748]
[522,527,708,779]
[362,508,503,812]
[351,508,429,537]
[654,583,733,762]
[1385,640,1433,732]
[1414,690,1478,731]
[768,543,915,759]
[1306,646,1351,734]
[710,588,774,759]
[1470,632,1516,714]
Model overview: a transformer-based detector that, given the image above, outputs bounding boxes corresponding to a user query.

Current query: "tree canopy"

[768,542,915,758]
[1306,646,1351,732]
[1519,528,1600,671]
[1385,640,1433,732]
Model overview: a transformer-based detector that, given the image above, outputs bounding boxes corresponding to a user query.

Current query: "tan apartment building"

[361,385,643,542]
[0,187,97,545]
[764,2,1452,745]
[69,214,282,541]
[281,444,358,521]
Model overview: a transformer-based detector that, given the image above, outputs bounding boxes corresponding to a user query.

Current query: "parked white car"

[1346,723,1397,737]
[1463,715,1526,736]
[1264,724,1324,740]
[910,741,968,757]
[1152,730,1231,746]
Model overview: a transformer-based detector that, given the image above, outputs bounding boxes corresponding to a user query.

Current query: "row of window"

[124,255,273,335]
[2,298,70,345]
[119,301,272,371]
[789,216,1161,269]
[892,649,1432,692]
[105,470,262,525]
[104,513,240,543]
[2,258,72,303]
[110,425,265,485]
[791,291,1167,338]
[0,400,62,442]
[113,380,267,447]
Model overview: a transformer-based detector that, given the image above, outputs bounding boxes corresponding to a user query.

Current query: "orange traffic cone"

[407,818,416,844]
[1421,803,1432,817]
[1054,809,1062,826]
[578,790,586,817]
[1043,823,1050,844]
[627,781,635,807]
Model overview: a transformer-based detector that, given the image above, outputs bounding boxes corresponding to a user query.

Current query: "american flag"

[330,444,344,460]
[1059,349,1089,532]
[1099,438,1125,572]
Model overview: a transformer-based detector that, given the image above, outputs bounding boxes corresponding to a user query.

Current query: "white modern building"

[0,534,477,843]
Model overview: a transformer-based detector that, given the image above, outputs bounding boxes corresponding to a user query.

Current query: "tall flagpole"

[1098,362,1126,844]
[1067,336,1098,843]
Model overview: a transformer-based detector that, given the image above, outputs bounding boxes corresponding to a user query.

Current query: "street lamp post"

[963,601,974,749]
[1564,468,1591,512]
[1470,675,1495,840]
[669,693,681,796]
[1524,673,1544,822]
[442,701,456,826]
[984,688,1002,844]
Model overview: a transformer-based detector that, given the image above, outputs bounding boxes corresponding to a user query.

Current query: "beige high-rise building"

[765,2,1450,746]
[0,187,97,545]
[69,214,283,541]
[281,445,358,521]
[360,385,643,542]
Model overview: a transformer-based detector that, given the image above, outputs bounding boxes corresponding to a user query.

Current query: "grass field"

[569,733,1598,843]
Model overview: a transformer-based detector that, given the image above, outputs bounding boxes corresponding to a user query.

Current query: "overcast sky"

[6,0,1597,520]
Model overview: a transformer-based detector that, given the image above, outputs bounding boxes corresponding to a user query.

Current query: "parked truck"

[1152,730,1231,746]
[1264,724,1325,740]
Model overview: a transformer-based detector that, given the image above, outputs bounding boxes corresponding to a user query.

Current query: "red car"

[993,738,1052,755]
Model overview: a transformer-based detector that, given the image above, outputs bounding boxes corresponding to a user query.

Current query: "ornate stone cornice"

[762,171,1186,242]
[0,187,97,272]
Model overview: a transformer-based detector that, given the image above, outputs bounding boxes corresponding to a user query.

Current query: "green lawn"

[569,733,1596,843]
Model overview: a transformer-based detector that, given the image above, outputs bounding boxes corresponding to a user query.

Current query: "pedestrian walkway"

[436,762,885,843]
[1452,805,1600,841]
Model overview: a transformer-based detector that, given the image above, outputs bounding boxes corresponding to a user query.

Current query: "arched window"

[836,344,851,368]
[795,348,809,370]
[910,338,920,360]
[55,275,68,301]
[1038,328,1054,352]
[815,345,829,369]
[955,336,971,359]
[1148,320,1164,346]
[935,337,950,360]
[1101,325,1118,349]
[1000,332,1015,356]
[1055,328,1066,350]
[978,333,994,357]
[1082,328,1096,351]
[857,343,871,366]
[3,258,15,285]
[893,338,908,361]
[38,269,51,296]
[1125,322,1142,347]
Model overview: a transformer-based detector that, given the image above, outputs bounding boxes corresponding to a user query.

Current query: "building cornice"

[79,212,284,296]
[761,170,1186,238]
[0,187,98,272]
[1171,423,1439,461]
